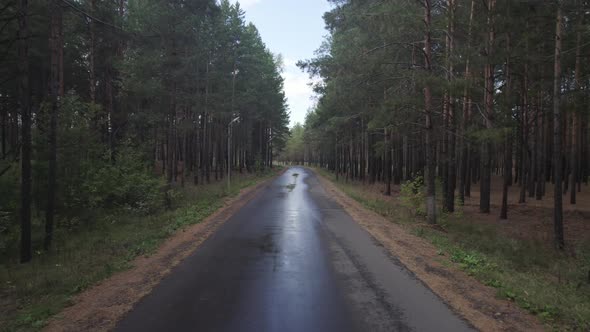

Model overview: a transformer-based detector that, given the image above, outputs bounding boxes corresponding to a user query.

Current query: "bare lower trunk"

[385,128,391,196]
[500,135,512,219]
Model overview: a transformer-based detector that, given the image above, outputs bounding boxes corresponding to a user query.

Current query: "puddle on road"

[258,233,280,254]
[284,172,299,192]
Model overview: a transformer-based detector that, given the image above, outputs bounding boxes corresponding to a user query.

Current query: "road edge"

[44,169,285,332]
[311,169,545,332]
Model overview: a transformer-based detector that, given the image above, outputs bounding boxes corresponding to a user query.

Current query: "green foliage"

[280,123,305,164]
[450,248,488,276]
[76,147,164,214]
[0,164,19,213]
[0,166,19,249]
[400,177,425,217]
[165,199,223,236]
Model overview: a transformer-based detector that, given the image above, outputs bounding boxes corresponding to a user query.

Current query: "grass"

[0,168,281,332]
[315,168,590,331]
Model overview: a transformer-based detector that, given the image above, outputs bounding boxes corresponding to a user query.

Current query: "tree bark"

[500,134,512,219]
[500,31,513,220]
[89,0,96,103]
[444,0,456,213]
[480,0,496,214]
[18,0,32,263]
[45,0,62,250]
[552,3,564,250]
[571,24,582,205]
[424,0,437,224]
[385,128,391,196]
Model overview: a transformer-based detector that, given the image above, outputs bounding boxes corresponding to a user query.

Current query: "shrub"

[74,146,164,214]
[400,176,426,216]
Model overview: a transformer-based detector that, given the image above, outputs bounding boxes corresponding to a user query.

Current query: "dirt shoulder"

[314,171,545,332]
[44,174,280,332]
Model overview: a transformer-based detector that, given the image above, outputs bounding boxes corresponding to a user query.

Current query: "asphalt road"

[115,167,473,332]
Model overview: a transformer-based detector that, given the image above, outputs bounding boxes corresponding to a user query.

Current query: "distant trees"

[298,0,589,250]
[1,0,288,261]
[279,123,305,165]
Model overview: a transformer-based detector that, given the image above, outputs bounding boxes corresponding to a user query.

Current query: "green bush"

[0,164,20,253]
[0,163,19,212]
[38,94,167,215]
[400,176,426,216]
[74,146,164,214]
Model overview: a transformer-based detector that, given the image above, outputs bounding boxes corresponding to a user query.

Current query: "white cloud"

[282,58,320,127]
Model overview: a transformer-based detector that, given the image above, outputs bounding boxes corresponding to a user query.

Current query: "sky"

[229,0,332,127]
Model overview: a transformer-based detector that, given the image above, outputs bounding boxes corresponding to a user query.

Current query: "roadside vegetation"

[1,0,289,330]
[0,168,279,331]
[289,0,590,249]
[316,168,590,330]
[279,0,590,329]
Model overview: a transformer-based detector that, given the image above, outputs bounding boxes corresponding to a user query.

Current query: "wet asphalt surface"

[115,167,474,332]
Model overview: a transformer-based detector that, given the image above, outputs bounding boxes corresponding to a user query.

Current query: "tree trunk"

[519,63,529,204]
[89,0,96,103]
[385,128,391,196]
[445,0,456,213]
[167,84,176,184]
[500,31,513,220]
[424,0,436,224]
[571,26,582,205]
[1,105,6,158]
[480,0,496,214]
[552,3,564,250]
[45,0,62,250]
[500,134,512,219]
[18,0,32,263]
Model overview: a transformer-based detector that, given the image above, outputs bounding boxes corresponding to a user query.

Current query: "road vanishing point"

[116,167,473,332]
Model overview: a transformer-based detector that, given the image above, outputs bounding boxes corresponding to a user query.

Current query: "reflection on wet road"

[116,167,473,332]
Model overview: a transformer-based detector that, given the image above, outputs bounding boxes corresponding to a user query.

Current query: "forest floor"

[314,169,590,331]
[0,168,283,332]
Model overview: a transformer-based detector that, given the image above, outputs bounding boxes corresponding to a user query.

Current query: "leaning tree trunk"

[552,3,565,250]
